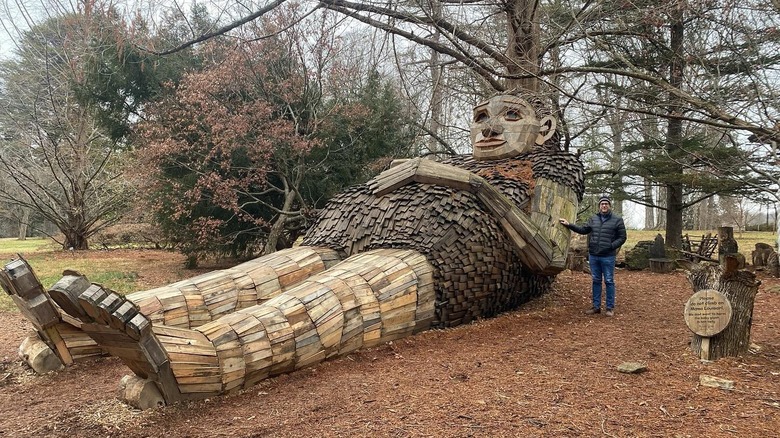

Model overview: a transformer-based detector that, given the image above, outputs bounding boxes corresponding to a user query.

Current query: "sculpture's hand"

[370,158,477,197]
[369,158,421,196]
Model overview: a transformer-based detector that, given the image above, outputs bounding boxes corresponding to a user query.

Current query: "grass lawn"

[0,237,60,254]
[624,229,776,260]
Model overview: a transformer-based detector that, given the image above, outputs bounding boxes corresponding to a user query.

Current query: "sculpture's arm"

[531,177,579,273]
[369,158,568,275]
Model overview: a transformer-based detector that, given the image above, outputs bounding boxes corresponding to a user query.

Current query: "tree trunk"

[775,187,780,251]
[665,180,683,248]
[64,204,89,249]
[655,186,667,230]
[706,198,714,230]
[504,0,540,91]
[64,231,89,250]
[17,207,30,240]
[692,199,703,230]
[664,5,686,249]
[768,251,780,277]
[607,95,624,217]
[612,149,623,218]
[718,226,738,256]
[427,1,445,159]
[263,182,297,255]
[643,182,654,229]
[686,256,759,359]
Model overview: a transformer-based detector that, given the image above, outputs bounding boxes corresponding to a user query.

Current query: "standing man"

[559,196,627,316]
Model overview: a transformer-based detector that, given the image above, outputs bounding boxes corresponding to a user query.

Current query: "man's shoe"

[605,309,614,317]
[585,307,600,315]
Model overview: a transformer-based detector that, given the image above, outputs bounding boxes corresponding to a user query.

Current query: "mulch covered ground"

[1,252,778,437]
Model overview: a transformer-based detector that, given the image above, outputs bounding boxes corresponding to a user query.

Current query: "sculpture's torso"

[303,149,584,327]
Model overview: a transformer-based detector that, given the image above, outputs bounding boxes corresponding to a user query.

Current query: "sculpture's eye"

[505,110,521,121]
[474,111,489,123]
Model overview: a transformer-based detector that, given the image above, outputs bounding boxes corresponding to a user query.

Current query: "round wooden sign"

[684,289,732,337]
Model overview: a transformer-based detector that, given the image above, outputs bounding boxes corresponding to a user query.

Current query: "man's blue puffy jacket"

[567,212,627,257]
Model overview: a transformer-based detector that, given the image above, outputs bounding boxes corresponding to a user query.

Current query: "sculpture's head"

[470,90,557,160]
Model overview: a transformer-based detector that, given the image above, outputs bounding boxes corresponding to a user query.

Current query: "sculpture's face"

[470,95,557,160]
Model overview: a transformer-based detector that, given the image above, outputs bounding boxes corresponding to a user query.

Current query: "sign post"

[683,289,732,360]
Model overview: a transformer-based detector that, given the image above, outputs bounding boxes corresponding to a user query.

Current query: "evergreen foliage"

[73,4,220,141]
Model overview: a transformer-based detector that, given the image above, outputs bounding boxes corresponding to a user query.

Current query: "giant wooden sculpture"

[1,90,584,408]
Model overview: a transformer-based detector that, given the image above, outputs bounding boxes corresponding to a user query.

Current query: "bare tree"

[717,196,760,234]
[0,6,132,249]
[137,1,774,131]
[702,132,780,248]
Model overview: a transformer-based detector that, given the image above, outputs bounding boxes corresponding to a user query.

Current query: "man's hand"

[558,218,570,227]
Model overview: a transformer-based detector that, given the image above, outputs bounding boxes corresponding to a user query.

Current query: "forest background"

[0,0,779,265]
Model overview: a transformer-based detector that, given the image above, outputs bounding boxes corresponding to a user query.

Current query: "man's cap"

[598,196,611,205]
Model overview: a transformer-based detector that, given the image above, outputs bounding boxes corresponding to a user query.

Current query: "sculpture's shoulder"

[437,150,584,201]
[527,147,586,201]
[439,154,533,183]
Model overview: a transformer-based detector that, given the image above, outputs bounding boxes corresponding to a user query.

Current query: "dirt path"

[1,266,779,437]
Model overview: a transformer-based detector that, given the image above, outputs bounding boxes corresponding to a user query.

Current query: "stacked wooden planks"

[126,247,341,329]
[75,283,184,402]
[154,325,219,397]
[46,312,104,361]
[531,177,579,269]
[370,157,569,274]
[0,258,60,333]
[1,247,342,374]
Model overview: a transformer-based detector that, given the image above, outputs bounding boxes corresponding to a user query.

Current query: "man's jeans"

[589,254,616,309]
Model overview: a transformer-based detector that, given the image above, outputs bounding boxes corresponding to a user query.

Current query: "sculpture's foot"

[1,259,104,370]
[65,284,183,405]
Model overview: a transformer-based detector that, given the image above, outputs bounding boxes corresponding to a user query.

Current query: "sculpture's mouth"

[474,138,505,149]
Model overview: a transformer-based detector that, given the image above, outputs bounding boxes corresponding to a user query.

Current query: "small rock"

[749,343,762,353]
[699,374,734,390]
[617,362,647,374]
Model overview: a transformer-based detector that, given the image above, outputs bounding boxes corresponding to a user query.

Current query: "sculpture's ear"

[535,115,557,145]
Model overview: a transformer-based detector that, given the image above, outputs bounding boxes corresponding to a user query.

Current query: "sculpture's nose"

[482,123,503,138]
